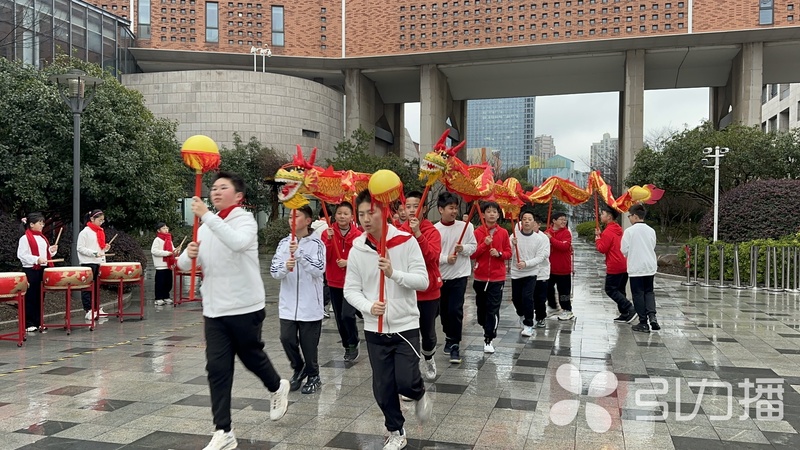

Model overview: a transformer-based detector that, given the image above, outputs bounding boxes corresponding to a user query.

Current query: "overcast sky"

[404,87,709,171]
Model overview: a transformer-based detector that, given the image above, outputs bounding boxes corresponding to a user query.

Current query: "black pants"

[154,268,173,300]
[365,330,425,433]
[440,276,468,346]
[23,268,42,328]
[473,280,504,343]
[322,275,331,308]
[511,276,536,326]
[417,300,439,359]
[605,273,634,314]
[279,319,322,377]
[330,287,359,348]
[81,263,100,312]
[630,275,657,324]
[204,309,282,432]
[547,274,572,311]
[534,279,548,321]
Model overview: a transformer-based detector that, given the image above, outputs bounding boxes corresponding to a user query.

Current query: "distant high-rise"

[534,135,556,161]
[590,133,619,188]
[466,97,535,173]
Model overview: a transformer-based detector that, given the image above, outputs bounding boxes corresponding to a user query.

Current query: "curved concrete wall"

[122,70,344,163]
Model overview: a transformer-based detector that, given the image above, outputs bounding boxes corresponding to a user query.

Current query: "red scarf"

[157,232,176,268]
[217,205,238,220]
[366,232,413,252]
[25,229,53,269]
[86,221,106,249]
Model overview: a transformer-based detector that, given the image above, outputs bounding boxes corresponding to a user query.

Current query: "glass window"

[272,5,284,46]
[206,2,219,42]
[139,0,151,38]
[759,0,773,25]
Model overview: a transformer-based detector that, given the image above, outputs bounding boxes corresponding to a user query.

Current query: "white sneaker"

[558,311,575,321]
[400,394,413,402]
[423,358,437,380]
[383,429,407,450]
[202,429,237,450]
[484,342,495,353]
[521,326,534,337]
[164,298,174,305]
[26,326,38,333]
[84,310,93,321]
[547,306,562,316]
[154,299,166,306]
[415,392,432,423]
[96,308,106,318]
[269,379,289,421]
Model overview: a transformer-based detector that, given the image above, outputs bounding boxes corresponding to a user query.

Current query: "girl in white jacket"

[17,212,58,332]
[77,209,109,320]
[270,205,326,394]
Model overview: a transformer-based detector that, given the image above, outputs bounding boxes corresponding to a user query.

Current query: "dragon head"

[274,145,317,209]
[419,129,467,186]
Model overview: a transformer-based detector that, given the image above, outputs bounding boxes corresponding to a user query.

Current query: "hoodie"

[270,233,326,321]
[321,224,362,288]
[547,226,573,275]
[344,225,428,334]
[595,221,627,275]
[398,218,443,301]
[176,207,264,318]
[471,224,512,282]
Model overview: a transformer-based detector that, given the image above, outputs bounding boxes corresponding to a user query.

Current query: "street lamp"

[249,45,272,72]
[49,69,104,265]
[702,146,729,243]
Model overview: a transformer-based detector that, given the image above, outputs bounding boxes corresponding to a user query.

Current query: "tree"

[209,133,289,221]
[0,56,187,231]
[326,127,423,193]
[497,166,533,191]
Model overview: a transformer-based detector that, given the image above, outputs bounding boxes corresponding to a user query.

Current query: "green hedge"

[678,235,800,285]
[259,219,291,250]
[575,221,597,240]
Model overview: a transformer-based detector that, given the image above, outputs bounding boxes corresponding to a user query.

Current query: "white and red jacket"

[321,224,362,289]
[398,219,442,301]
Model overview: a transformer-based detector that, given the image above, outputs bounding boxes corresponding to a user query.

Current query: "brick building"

[84,1,798,56]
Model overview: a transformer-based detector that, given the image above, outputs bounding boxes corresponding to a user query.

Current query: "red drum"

[43,267,93,289]
[98,263,143,282]
[0,272,27,298]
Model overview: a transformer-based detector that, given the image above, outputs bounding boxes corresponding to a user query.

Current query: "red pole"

[289,209,296,272]
[377,205,390,333]
[455,201,477,253]
[594,191,600,230]
[546,200,553,228]
[188,172,201,301]
[512,218,521,264]
[414,184,431,219]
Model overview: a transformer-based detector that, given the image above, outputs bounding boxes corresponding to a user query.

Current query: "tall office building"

[590,132,619,188]
[534,135,556,161]
[466,97,535,174]
[762,83,800,132]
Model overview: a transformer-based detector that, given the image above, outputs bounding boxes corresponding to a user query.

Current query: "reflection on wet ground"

[0,242,799,449]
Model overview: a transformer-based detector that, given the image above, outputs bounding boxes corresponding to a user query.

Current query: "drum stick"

[47,258,64,263]
[103,253,115,257]
[177,236,187,249]
[108,234,118,245]
[54,228,63,246]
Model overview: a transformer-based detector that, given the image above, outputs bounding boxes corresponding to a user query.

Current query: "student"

[434,192,477,364]
[311,206,333,319]
[322,202,363,361]
[532,215,551,328]
[76,209,109,320]
[177,171,289,450]
[621,204,660,333]
[471,201,512,354]
[344,189,432,450]
[271,205,325,394]
[17,212,58,333]
[398,190,443,380]
[595,206,636,323]
[546,212,574,321]
[510,210,548,337]
[151,222,179,306]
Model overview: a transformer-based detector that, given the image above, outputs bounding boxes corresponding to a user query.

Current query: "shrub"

[0,212,23,272]
[575,221,597,240]
[260,219,291,250]
[699,180,800,243]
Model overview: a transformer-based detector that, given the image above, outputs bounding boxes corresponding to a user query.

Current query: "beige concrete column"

[420,65,451,156]
[731,42,763,126]
[617,49,645,196]
[344,68,383,153]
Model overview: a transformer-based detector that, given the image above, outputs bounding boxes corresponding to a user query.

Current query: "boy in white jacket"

[178,171,289,450]
[510,210,548,337]
[621,204,659,333]
[270,205,326,394]
[344,189,432,450]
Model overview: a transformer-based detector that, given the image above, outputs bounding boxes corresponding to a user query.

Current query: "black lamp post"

[49,69,104,265]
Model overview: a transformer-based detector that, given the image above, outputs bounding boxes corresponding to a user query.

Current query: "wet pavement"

[1,242,800,449]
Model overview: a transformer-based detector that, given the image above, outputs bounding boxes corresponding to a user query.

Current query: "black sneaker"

[289,370,305,392]
[614,312,637,323]
[631,323,650,333]
[342,347,351,361]
[301,375,321,394]
[650,321,661,331]
[449,345,461,364]
[444,341,454,353]
[345,344,359,362]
